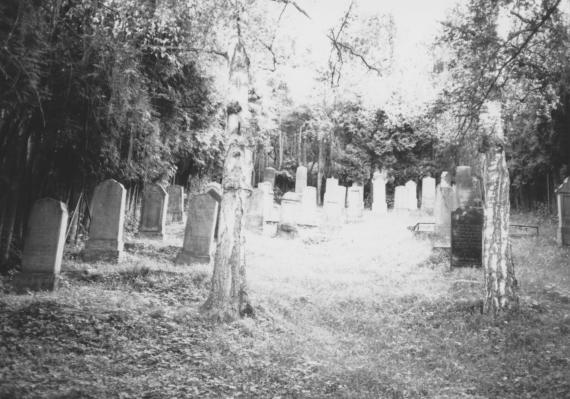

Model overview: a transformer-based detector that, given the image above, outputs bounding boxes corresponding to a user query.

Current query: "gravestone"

[434,185,457,243]
[14,198,68,292]
[139,184,168,239]
[441,171,452,187]
[295,166,307,194]
[556,177,570,246]
[324,179,342,226]
[394,186,407,211]
[83,179,125,262]
[205,182,222,203]
[245,188,265,233]
[405,180,417,210]
[372,170,387,214]
[166,185,184,223]
[176,193,219,264]
[451,207,483,267]
[455,166,474,208]
[263,167,276,190]
[278,192,301,237]
[346,184,364,222]
[299,186,318,226]
[421,176,436,215]
[258,182,277,223]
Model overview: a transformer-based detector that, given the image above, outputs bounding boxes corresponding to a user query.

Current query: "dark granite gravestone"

[451,207,483,268]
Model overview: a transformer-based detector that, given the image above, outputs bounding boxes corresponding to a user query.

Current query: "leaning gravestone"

[299,186,318,226]
[451,207,483,267]
[139,184,168,239]
[394,185,407,211]
[176,192,219,264]
[556,177,570,246]
[346,184,364,222]
[245,188,265,233]
[405,180,417,210]
[14,198,68,292]
[83,179,125,262]
[166,185,184,223]
[295,166,307,194]
[277,192,301,237]
[264,167,277,190]
[372,170,387,214]
[421,176,436,215]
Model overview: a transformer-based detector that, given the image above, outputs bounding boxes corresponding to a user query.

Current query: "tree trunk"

[481,103,518,313]
[201,40,253,322]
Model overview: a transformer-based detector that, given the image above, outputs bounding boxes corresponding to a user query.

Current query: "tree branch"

[268,0,310,19]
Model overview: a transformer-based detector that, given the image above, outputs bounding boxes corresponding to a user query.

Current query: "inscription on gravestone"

[451,208,483,268]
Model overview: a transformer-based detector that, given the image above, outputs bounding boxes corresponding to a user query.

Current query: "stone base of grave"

[276,223,298,238]
[14,272,59,293]
[175,250,212,265]
[167,212,184,224]
[138,231,164,240]
[558,226,570,246]
[82,248,123,263]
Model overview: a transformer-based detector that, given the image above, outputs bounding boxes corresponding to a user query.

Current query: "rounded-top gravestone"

[15,198,68,292]
[139,184,168,239]
[83,179,126,262]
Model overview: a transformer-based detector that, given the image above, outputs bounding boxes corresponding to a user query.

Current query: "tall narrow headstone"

[263,167,276,190]
[441,171,452,188]
[258,182,277,223]
[394,186,407,211]
[166,185,184,223]
[472,177,483,207]
[295,166,308,194]
[176,193,219,264]
[434,184,457,243]
[455,166,474,209]
[324,179,342,227]
[139,184,168,239]
[405,180,417,210]
[346,184,364,222]
[372,170,387,214]
[83,179,126,262]
[278,192,301,237]
[14,198,68,292]
[245,189,265,233]
[421,176,436,215]
[299,186,318,226]
[451,207,483,267]
[556,177,570,246]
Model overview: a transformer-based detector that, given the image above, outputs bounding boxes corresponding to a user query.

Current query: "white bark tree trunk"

[481,101,518,313]
[201,41,253,322]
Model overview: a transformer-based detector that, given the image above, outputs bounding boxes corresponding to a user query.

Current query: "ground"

[1,211,569,398]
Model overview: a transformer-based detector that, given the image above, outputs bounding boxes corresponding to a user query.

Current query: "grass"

[1,212,569,398]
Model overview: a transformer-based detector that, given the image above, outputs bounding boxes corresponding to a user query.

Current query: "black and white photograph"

[1,0,569,397]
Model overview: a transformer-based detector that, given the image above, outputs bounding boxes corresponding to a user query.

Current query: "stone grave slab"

[166,185,184,223]
[139,184,168,239]
[83,179,126,263]
[451,207,483,268]
[15,198,68,292]
[176,193,219,264]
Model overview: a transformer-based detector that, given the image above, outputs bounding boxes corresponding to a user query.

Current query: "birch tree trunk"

[481,102,518,313]
[201,40,254,322]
